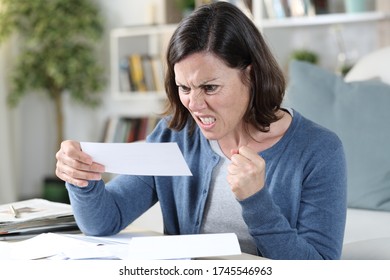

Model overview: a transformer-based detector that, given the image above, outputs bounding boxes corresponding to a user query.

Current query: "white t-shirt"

[200,140,258,255]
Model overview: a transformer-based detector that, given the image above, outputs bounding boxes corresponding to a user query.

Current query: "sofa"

[284,47,390,259]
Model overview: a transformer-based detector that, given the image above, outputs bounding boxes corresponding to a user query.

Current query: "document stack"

[0,198,78,240]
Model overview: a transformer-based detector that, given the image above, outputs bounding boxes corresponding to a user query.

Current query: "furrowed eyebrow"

[176,78,219,88]
[197,78,219,87]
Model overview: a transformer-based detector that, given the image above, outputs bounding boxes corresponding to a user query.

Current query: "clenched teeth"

[199,117,216,125]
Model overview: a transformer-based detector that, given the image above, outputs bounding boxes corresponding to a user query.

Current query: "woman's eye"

[178,85,190,94]
[203,85,218,94]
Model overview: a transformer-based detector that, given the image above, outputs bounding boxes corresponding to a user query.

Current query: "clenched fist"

[227,146,265,200]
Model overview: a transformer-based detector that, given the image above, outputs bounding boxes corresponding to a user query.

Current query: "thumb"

[231,149,239,156]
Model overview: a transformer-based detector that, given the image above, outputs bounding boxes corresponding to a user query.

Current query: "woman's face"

[174,52,251,141]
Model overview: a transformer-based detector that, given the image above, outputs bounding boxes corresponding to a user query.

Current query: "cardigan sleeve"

[240,144,347,260]
[66,174,158,236]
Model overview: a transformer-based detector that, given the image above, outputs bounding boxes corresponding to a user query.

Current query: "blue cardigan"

[66,109,347,260]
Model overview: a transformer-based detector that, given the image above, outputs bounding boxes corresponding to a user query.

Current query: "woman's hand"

[55,140,105,187]
[227,146,266,201]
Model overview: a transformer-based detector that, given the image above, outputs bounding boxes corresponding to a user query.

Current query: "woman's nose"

[188,91,206,111]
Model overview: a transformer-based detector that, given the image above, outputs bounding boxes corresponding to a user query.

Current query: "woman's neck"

[217,110,292,158]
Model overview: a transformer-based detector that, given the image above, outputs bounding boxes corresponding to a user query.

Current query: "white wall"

[264,21,381,73]
[2,1,384,216]
[0,40,17,204]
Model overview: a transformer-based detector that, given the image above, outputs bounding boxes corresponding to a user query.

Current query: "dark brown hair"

[164,1,285,133]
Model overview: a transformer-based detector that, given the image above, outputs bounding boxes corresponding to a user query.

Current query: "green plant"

[174,0,195,11]
[339,63,353,77]
[290,49,319,64]
[0,0,105,149]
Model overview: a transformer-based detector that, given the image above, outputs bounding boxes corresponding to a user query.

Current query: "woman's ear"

[245,64,252,78]
[242,64,252,85]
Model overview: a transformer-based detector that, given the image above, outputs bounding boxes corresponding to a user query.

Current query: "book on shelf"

[142,55,156,91]
[128,54,147,92]
[263,0,318,19]
[102,116,161,143]
[264,0,287,19]
[118,54,165,93]
[264,0,289,19]
[288,0,306,17]
[290,0,317,17]
[102,117,118,143]
[119,57,132,92]
[114,118,132,143]
[312,0,329,15]
[150,56,165,92]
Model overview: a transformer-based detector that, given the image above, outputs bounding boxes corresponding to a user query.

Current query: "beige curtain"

[0,40,17,204]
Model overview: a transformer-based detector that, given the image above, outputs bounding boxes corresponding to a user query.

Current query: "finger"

[229,148,265,177]
[61,140,93,165]
[57,157,103,180]
[227,155,247,173]
[56,168,89,187]
[56,163,101,187]
[230,152,250,168]
[57,142,105,173]
[62,164,103,181]
[230,149,239,156]
[237,146,261,162]
[64,156,105,173]
[226,173,240,186]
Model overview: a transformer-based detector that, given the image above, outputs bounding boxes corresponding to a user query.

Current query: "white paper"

[0,233,87,260]
[0,198,72,223]
[80,142,192,176]
[0,232,241,260]
[66,232,241,259]
[121,233,241,260]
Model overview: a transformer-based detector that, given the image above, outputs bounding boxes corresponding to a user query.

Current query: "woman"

[56,2,347,259]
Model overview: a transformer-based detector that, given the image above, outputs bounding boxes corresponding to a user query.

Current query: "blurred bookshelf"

[110,25,176,100]
[102,116,160,143]
[252,0,389,29]
[259,11,389,28]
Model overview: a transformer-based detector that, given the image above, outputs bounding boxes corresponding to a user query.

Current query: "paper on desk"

[61,233,241,260]
[66,232,241,259]
[80,142,192,176]
[0,198,72,223]
[0,233,98,260]
[0,233,121,260]
[0,199,76,236]
[121,233,241,260]
[0,232,241,260]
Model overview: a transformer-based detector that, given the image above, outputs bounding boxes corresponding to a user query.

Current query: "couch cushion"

[345,46,390,85]
[344,208,390,244]
[284,60,390,211]
[342,237,390,260]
